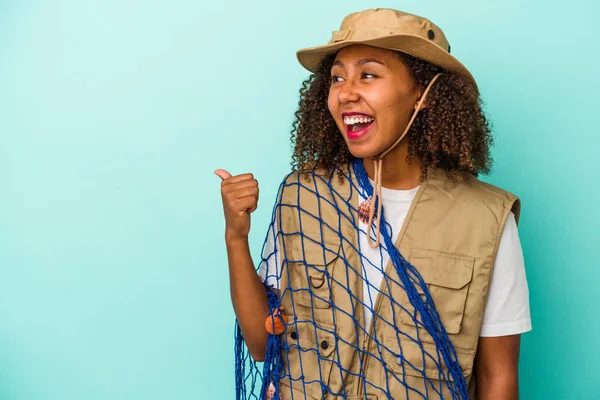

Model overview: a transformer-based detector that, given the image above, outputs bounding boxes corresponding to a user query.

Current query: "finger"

[214,169,232,181]
[221,179,258,195]
[226,173,254,184]
[226,186,258,202]
[247,203,258,214]
[231,196,259,215]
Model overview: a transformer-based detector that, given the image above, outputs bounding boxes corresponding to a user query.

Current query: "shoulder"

[275,164,353,233]
[281,164,350,183]
[429,169,522,224]
[279,164,352,199]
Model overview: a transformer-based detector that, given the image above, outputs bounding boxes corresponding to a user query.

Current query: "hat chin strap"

[366,72,443,248]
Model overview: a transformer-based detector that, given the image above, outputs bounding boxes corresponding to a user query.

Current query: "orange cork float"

[265,307,287,335]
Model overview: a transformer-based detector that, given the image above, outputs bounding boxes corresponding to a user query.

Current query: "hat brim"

[296,34,477,89]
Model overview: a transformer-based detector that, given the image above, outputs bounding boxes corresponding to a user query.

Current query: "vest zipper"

[356,281,385,396]
[353,256,369,396]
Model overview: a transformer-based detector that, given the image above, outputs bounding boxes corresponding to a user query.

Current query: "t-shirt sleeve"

[479,211,532,337]
[257,219,282,290]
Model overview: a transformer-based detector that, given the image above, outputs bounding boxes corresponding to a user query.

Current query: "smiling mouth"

[344,115,375,139]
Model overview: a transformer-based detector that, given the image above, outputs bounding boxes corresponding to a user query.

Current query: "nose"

[337,79,360,104]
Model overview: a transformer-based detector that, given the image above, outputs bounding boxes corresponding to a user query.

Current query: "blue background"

[0,0,598,398]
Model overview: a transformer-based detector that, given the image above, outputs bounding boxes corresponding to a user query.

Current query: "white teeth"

[344,115,374,125]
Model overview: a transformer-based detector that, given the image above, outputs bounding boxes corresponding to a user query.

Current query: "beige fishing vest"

[274,165,520,400]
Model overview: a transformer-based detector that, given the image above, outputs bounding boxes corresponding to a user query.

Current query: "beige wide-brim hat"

[296,8,477,89]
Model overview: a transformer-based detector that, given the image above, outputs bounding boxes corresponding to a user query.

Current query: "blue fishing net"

[234,159,468,400]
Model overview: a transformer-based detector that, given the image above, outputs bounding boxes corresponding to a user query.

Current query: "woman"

[216,8,531,400]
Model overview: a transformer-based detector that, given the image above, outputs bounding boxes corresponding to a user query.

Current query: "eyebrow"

[332,58,386,68]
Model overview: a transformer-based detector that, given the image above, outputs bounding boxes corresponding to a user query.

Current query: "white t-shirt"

[259,183,532,337]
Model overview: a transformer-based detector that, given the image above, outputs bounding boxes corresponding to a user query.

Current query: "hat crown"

[331,8,449,51]
[295,8,476,89]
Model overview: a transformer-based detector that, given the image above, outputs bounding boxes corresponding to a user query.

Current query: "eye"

[331,75,344,84]
[362,72,377,79]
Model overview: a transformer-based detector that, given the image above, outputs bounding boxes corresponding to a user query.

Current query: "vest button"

[320,340,329,350]
[290,331,298,340]
[395,356,404,365]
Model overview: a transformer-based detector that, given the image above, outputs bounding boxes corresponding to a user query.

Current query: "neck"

[362,142,422,190]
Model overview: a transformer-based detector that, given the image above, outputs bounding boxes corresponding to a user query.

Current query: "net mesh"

[234,159,468,400]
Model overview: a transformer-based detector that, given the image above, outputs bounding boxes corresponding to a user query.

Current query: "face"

[328,45,421,159]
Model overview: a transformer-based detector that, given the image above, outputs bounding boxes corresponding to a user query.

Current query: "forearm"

[476,373,519,400]
[226,235,270,361]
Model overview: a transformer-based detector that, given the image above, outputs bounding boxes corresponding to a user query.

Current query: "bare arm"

[226,237,270,361]
[216,169,271,361]
[474,335,521,400]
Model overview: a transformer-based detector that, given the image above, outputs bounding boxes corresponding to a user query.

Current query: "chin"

[345,141,384,159]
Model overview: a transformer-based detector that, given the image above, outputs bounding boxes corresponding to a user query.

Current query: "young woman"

[216,8,531,400]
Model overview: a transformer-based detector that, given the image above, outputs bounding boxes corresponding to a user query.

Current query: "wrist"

[226,231,249,248]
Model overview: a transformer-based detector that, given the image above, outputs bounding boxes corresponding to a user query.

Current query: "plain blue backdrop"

[0,0,599,398]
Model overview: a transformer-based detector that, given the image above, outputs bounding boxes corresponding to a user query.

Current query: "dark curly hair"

[290,51,493,181]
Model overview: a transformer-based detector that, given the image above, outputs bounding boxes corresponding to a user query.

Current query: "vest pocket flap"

[399,248,475,334]
[315,325,337,358]
[285,321,337,357]
[282,321,337,399]
[383,336,474,381]
[288,233,340,310]
[289,233,341,266]
[409,248,475,289]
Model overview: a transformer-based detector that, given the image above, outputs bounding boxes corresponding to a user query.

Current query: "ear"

[414,87,428,111]
[414,100,428,111]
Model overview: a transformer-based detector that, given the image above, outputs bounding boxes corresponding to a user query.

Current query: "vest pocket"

[382,335,474,390]
[280,320,337,400]
[399,248,475,335]
[288,233,340,310]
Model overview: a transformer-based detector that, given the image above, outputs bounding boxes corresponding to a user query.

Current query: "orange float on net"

[265,307,287,335]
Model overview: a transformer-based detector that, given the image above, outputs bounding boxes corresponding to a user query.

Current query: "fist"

[214,169,259,241]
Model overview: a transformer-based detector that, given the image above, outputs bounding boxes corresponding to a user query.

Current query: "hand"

[214,169,259,243]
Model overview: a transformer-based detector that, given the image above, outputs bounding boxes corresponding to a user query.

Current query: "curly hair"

[290,51,493,181]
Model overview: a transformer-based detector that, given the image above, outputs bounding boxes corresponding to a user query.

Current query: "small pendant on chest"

[358,196,374,224]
